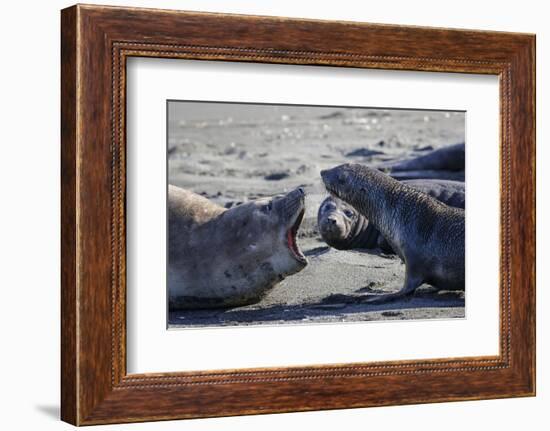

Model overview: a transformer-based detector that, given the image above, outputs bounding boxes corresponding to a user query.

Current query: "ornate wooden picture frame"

[61,4,535,425]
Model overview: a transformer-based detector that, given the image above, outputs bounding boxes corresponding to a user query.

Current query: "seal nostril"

[329,218,337,225]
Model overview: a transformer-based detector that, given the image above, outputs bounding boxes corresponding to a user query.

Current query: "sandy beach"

[167,101,465,327]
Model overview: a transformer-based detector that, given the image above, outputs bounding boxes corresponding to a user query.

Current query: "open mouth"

[286,208,306,264]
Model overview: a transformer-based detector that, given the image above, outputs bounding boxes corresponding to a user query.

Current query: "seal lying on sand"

[168,185,307,309]
[380,143,465,181]
[321,164,464,303]
[318,179,464,252]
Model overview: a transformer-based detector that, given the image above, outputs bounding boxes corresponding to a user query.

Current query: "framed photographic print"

[61,4,535,425]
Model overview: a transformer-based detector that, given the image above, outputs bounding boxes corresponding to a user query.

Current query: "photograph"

[50,2,537,426]
[167,101,466,328]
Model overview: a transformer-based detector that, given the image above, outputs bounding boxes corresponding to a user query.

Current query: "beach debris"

[318,111,345,120]
[222,142,238,155]
[295,164,309,175]
[264,171,290,181]
[345,148,385,158]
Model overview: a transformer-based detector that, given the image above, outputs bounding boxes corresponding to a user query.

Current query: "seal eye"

[263,202,273,212]
[343,209,355,218]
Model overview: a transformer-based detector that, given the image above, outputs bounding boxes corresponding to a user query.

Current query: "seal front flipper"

[362,272,424,304]
[321,164,465,298]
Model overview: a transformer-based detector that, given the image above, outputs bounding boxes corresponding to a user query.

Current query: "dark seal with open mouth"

[321,164,464,303]
[168,185,307,309]
[318,179,465,253]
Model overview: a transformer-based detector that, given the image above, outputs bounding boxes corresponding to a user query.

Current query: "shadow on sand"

[169,289,464,327]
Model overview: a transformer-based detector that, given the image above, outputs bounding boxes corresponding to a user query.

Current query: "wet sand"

[167,102,465,327]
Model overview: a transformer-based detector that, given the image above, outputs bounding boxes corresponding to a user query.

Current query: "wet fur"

[321,164,464,302]
[318,179,464,252]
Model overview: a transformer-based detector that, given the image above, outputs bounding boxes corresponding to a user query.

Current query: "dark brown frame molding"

[61,4,536,425]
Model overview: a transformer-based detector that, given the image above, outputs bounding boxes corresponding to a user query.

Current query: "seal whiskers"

[321,164,465,303]
[168,185,308,309]
[318,179,465,253]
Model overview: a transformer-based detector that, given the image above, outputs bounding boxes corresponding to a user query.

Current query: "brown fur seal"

[168,185,307,309]
[318,179,465,252]
[321,164,464,303]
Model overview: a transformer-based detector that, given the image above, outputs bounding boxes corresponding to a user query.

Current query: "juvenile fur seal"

[318,179,465,252]
[168,185,307,309]
[321,164,464,302]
